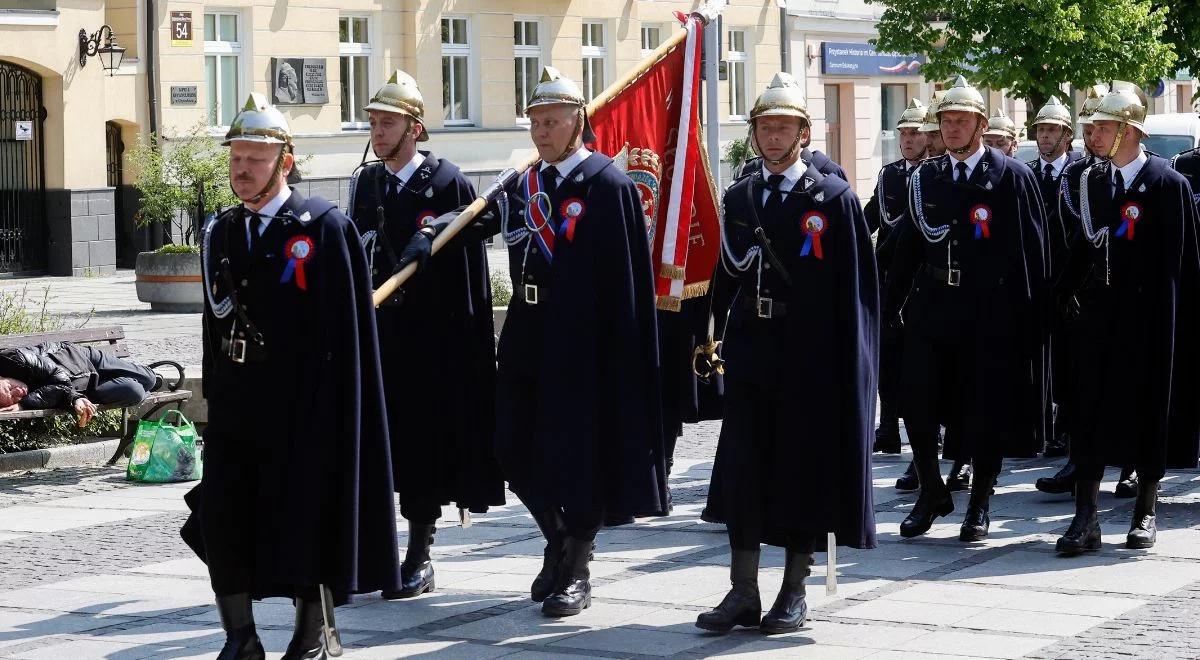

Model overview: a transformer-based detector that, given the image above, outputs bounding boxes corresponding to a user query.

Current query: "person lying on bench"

[0,342,175,426]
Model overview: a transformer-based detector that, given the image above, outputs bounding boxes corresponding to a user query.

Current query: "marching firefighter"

[492,67,668,616]
[919,91,948,159]
[884,76,1049,542]
[1054,82,1200,555]
[181,92,401,660]
[866,98,927,453]
[696,73,878,635]
[346,70,505,599]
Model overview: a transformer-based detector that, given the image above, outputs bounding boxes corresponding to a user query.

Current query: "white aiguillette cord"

[827,532,838,595]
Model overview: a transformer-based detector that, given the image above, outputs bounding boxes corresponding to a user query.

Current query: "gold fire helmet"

[364,70,428,141]
[223,92,292,146]
[1033,95,1073,130]
[919,91,946,133]
[749,72,811,125]
[1077,84,1110,126]
[897,98,927,130]
[937,76,987,118]
[1089,81,1148,135]
[982,108,1018,140]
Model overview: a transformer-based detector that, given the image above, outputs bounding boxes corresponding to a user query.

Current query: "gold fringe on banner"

[660,263,687,280]
[681,280,710,299]
[656,295,682,312]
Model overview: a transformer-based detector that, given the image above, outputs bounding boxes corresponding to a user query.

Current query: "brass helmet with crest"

[1077,84,1109,126]
[982,108,1018,140]
[223,92,292,146]
[937,76,987,118]
[1090,80,1149,135]
[897,98,926,130]
[1033,95,1073,130]
[525,66,595,151]
[919,91,945,133]
[364,70,428,141]
[749,72,811,125]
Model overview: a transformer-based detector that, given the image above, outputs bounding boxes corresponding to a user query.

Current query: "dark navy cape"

[182,190,400,602]
[884,147,1050,459]
[347,154,504,512]
[493,152,668,517]
[702,162,879,550]
[865,158,915,405]
[1057,155,1200,472]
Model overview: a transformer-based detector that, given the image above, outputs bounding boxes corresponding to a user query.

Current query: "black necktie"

[1043,163,1054,182]
[764,174,786,215]
[542,166,560,200]
[247,212,263,254]
[955,161,968,183]
[1113,170,1125,200]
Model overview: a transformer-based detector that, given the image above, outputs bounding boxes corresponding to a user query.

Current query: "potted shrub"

[127,124,236,312]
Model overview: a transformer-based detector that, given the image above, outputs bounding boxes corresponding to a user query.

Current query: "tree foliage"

[1156,2,1200,103]
[867,0,1177,118]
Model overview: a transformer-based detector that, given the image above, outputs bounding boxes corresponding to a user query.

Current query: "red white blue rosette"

[969,204,992,239]
[559,197,585,242]
[280,235,315,291]
[799,211,827,260]
[416,210,437,228]
[1116,201,1142,240]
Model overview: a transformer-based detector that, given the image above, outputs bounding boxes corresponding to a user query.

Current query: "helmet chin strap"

[234,144,290,205]
[1039,127,1069,160]
[551,109,586,164]
[1105,122,1128,160]
[750,126,803,167]
[375,117,415,163]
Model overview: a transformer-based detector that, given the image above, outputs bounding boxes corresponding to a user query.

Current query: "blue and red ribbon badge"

[280,235,315,291]
[416,210,437,228]
[523,169,556,262]
[1116,201,1142,240]
[559,198,585,242]
[969,204,992,239]
[799,211,827,260]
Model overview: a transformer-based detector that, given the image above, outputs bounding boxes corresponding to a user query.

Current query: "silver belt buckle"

[524,283,539,305]
[757,297,774,319]
[229,338,247,363]
[948,269,961,287]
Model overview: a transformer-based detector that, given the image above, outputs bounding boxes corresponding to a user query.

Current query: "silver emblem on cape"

[985,181,994,190]
[298,210,312,223]
[814,191,825,202]
[575,173,584,183]
[802,177,815,190]
[424,187,434,198]
[1139,184,1146,192]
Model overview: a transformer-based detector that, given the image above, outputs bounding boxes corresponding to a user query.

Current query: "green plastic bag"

[126,409,202,483]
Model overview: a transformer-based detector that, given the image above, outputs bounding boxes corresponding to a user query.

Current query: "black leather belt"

[740,295,788,318]
[515,282,550,305]
[922,263,961,286]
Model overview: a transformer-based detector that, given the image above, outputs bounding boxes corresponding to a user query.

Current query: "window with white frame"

[339,16,371,127]
[204,11,242,127]
[582,21,606,102]
[726,30,748,119]
[441,17,471,124]
[514,18,542,120]
[640,25,661,57]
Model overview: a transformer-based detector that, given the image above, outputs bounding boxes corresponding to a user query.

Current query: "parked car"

[1015,139,1085,163]
[1141,113,1200,157]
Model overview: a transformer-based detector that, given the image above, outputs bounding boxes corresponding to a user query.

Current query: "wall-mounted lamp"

[79,25,126,76]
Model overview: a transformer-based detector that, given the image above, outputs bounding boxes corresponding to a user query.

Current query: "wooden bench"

[0,326,192,465]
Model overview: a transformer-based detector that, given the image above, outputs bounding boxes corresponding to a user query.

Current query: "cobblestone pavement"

[0,449,1197,659]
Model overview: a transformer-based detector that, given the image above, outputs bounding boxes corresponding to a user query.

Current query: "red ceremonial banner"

[588,14,720,311]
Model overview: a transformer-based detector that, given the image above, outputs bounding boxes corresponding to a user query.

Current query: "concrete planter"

[135,251,204,313]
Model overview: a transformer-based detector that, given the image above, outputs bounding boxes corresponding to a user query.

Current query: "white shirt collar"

[760,159,807,192]
[387,151,426,186]
[251,186,293,221]
[949,145,987,180]
[1040,152,1069,177]
[541,147,591,181]
[1113,150,1148,188]
[905,160,921,171]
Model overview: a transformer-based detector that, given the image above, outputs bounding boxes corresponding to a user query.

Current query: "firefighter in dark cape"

[345,70,505,600]
[695,72,878,635]
[181,93,401,660]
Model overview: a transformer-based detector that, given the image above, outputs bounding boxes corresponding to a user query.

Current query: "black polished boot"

[1056,480,1101,555]
[895,460,919,492]
[760,550,810,634]
[1036,462,1077,495]
[215,594,265,660]
[900,454,954,538]
[960,468,996,542]
[1114,467,1138,499]
[530,510,565,602]
[1126,478,1158,549]
[696,549,762,633]
[386,522,436,599]
[1044,431,1069,458]
[874,403,901,454]
[543,536,594,617]
[945,460,972,492]
[282,591,330,660]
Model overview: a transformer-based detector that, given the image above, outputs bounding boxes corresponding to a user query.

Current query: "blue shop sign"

[821,42,925,76]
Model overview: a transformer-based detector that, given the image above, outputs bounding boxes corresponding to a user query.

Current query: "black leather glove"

[395,231,433,274]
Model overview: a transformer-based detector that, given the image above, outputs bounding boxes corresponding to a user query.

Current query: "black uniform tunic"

[493,152,668,520]
[702,163,879,550]
[347,154,505,518]
[865,158,916,407]
[182,190,400,602]
[1058,155,1200,480]
[884,147,1050,460]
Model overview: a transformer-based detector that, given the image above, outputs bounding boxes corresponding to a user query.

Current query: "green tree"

[867,0,1177,127]
[126,122,238,248]
[1157,2,1200,104]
